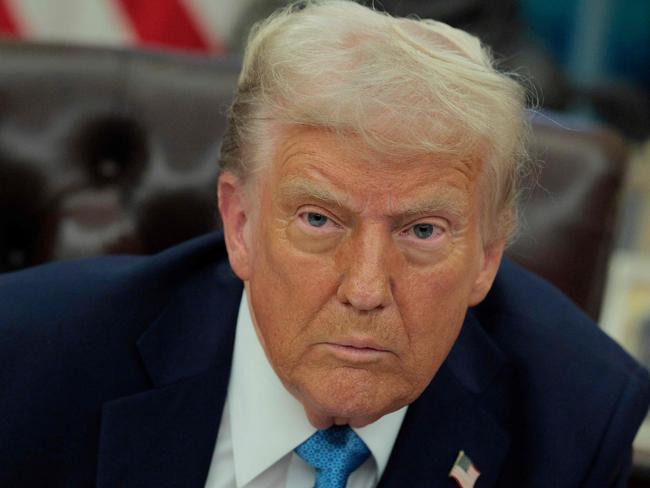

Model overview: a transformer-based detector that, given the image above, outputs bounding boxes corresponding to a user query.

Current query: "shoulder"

[0,232,228,341]
[0,232,233,483]
[476,258,643,379]
[0,231,230,389]
[474,259,650,483]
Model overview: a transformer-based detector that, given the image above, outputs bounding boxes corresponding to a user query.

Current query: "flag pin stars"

[449,450,481,488]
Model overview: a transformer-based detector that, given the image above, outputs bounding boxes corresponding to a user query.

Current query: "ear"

[217,172,254,281]
[468,240,505,307]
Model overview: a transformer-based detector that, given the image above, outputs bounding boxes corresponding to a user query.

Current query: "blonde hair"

[219,0,530,243]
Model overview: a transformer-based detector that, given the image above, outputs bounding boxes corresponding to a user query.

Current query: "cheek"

[395,261,473,370]
[258,221,339,302]
[254,201,342,300]
[247,217,340,360]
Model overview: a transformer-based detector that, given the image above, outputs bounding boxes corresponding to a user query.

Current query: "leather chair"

[0,41,628,322]
[509,115,627,320]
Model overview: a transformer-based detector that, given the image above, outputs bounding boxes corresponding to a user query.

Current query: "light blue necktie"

[294,425,371,488]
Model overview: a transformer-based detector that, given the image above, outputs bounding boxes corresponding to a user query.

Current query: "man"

[0,1,648,487]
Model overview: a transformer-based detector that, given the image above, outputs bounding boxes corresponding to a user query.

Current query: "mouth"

[320,338,392,363]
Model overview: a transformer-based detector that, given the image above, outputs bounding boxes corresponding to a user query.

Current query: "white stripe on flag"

[6,0,133,46]
[449,451,481,488]
[450,463,481,488]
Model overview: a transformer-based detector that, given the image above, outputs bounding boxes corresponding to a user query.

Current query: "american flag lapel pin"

[449,450,481,488]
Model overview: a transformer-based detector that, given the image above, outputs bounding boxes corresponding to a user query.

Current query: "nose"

[336,225,394,311]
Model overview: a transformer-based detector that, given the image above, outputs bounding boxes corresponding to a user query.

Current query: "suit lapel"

[96,256,243,488]
[378,311,511,487]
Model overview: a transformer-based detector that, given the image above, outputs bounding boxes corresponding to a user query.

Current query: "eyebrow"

[388,191,467,221]
[279,177,468,221]
[279,178,350,208]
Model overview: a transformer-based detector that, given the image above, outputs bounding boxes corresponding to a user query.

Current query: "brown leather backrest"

[0,42,627,319]
[506,118,627,319]
[0,41,238,267]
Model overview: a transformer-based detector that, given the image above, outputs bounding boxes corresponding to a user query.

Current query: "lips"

[328,337,390,352]
[320,337,392,362]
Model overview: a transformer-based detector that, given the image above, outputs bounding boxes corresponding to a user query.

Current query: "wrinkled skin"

[218,126,504,428]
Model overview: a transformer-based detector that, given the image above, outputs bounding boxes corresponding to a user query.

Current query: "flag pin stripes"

[449,450,481,488]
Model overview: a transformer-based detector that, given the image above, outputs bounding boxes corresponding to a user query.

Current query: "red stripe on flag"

[116,0,224,54]
[0,0,20,36]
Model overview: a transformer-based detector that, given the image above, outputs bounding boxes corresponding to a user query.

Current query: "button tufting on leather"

[74,115,148,188]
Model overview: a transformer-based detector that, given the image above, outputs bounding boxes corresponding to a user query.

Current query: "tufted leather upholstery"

[0,41,239,269]
[0,41,627,320]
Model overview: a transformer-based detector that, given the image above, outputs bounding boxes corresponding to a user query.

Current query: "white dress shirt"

[204,290,408,488]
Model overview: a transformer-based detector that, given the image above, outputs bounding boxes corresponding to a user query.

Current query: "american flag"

[0,0,258,54]
[449,450,481,488]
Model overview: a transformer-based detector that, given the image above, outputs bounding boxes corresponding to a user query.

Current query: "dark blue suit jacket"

[1,232,648,487]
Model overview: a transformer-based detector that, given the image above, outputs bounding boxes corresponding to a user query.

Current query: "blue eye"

[413,223,434,239]
[306,212,329,227]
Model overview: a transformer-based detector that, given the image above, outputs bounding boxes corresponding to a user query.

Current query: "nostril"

[337,276,390,312]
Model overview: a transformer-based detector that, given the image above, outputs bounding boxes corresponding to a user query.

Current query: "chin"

[297,366,412,423]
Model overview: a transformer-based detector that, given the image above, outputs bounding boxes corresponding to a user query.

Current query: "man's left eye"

[411,223,443,239]
[306,212,329,228]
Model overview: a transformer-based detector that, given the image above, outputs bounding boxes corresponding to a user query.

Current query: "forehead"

[265,126,483,208]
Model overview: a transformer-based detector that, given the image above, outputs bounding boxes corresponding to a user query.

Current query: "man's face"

[219,126,503,428]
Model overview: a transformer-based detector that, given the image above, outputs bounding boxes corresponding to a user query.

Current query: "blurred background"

[0,0,648,129]
[1,0,649,482]
[1,0,649,135]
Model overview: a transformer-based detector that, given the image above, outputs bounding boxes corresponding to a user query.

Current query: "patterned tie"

[295,425,371,488]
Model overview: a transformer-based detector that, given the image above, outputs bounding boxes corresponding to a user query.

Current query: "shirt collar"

[229,290,407,487]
